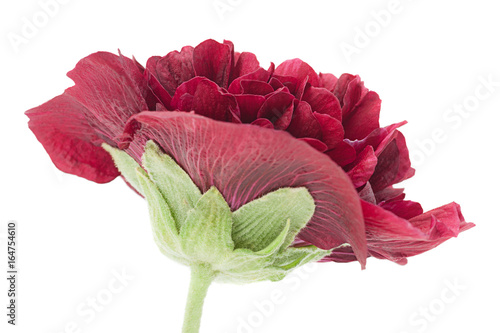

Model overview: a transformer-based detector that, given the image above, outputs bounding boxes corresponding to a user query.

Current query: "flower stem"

[182,264,215,333]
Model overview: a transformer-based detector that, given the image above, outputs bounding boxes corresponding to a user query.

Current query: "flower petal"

[256,90,295,130]
[362,200,474,263]
[65,51,150,143]
[342,91,381,140]
[275,59,320,87]
[26,93,119,183]
[153,46,195,96]
[171,77,239,121]
[231,52,261,82]
[314,113,344,149]
[325,141,357,167]
[299,138,328,152]
[370,129,414,192]
[287,101,322,139]
[345,146,378,188]
[228,67,272,94]
[319,73,337,91]
[122,112,368,267]
[193,39,232,88]
[302,86,342,121]
[144,56,172,108]
[235,94,266,123]
[379,200,423,220]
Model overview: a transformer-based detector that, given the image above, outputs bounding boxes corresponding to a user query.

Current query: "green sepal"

[232,187,315,252]
[102,143,144,196]
[135,167,186,264]
[142,141,202,231]
[272,246,331,270]
[180,187,234,266]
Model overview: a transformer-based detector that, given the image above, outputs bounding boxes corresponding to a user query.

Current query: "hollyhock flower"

[26,39,474,270]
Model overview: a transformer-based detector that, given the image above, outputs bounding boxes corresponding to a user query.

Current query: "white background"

[1,0,498,332]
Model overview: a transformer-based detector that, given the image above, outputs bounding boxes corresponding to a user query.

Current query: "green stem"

[182,264,215,333]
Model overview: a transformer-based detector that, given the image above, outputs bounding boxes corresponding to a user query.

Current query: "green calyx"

[103,141,330,283]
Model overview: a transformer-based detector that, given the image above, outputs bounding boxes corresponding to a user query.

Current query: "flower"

[26,39,474,268]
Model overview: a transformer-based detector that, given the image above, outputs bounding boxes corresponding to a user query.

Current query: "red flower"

[26,39,473,268]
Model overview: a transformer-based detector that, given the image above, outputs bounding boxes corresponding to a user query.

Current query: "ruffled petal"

[65,51,150,143]
[121,112,368,267]
[380,200,423,220]
[342,91,381,140]
[234,94,266,123]
[26,93,119,183]
[193,39,232,88]
[302,86,342,121]
[287,101,322,139]
[345,146,378,188]
[228,67,272,94]
[275,58,320,87]
[231,52,261,82]
[370,129,414,192]
[171,77,239,121]
[318,73,337,92]
[362,201,474,263]
[325,141,357,167]
[153,46,195,96]
[314,113,344,149]
[144,56,172,108]
[256,90,295,130]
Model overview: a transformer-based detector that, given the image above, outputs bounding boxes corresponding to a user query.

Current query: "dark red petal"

[341,75,368,118]
[349,121,406,154]
[325,141,357,167]
[239,80,274,95]
[144,56,172,108]
[362,201,474,263]
[302,86,342,121]
[228,67,272,94]
[287,101,322,139]
[193,39,232,88]
[380,200,423,220]
[235,94,266,123]
[230,52,260,82]
[154,46,195,96]
[319,73,338,91]
[122,112,367,267]
[370,130,414,192]
[320,245,359,263]
[256,90,295,130]
[314,113,344,149]
[65,52,150,143]
[275,58,320,87]
[26,94,119,183]
[358,182,377,204]
[333,73,356,106]
[269,77,285,90]
[299,138,328,152]
[346,146,378,188]
[343,91,381,140]
[171,77,239,121]
[272,74,302,97]
[251,118,274,129]
[375,186,405,203]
